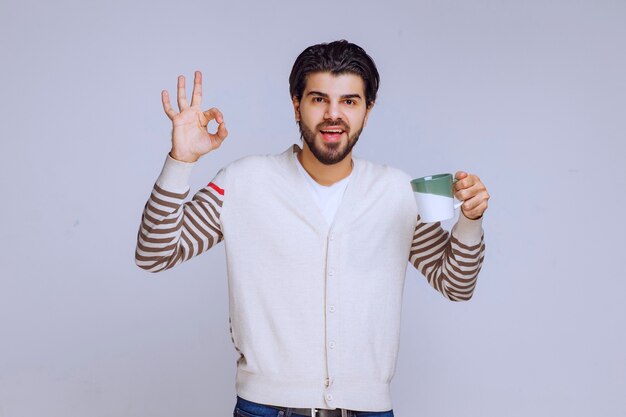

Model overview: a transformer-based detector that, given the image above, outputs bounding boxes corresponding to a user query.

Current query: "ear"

[363,102,375,127]
[292,96,301,122]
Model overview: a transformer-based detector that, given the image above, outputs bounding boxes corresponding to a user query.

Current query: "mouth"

[319,128,346,143]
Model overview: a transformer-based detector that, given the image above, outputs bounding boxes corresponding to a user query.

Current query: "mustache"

[317,120,349,131]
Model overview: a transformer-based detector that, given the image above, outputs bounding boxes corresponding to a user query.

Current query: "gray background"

[1,0,625,416]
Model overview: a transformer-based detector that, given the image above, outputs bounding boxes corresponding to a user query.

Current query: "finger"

[462,200,488,220]
[161,90,177,120]
[462,196,483,213]
[455,174,482,192]
[455,178,469,192]
[177,75,189,111]
[190,71,202,108]
[455,171,468,181]
[461,192,486,211]
[202,107,224,125]
[211,122,228,142]
[454,173,472,191]
[455,183,486,202]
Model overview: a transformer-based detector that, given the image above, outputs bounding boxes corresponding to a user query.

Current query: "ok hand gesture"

[162,71,228,163]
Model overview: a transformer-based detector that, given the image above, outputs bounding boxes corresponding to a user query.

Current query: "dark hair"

[289,40,380,108]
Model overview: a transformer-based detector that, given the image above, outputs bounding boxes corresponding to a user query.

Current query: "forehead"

[303,72,365,96]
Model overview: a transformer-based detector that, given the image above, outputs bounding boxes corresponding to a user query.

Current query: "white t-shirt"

[293,152,352,225]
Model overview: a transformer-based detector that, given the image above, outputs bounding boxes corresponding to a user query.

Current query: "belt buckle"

[314,408,348,417]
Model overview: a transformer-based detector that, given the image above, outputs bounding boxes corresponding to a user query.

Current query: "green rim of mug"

[410,173,455,198]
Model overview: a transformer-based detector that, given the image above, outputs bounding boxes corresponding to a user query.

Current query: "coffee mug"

[411,173,463,223]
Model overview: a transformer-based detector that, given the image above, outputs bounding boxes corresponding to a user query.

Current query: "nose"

[324,101,341,121]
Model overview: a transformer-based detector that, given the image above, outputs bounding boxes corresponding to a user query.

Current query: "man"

[135,40,489,417]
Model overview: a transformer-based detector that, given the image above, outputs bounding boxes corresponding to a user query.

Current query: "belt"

[268,405,350,417]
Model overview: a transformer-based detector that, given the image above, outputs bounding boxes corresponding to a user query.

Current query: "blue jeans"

[234,396,394,417]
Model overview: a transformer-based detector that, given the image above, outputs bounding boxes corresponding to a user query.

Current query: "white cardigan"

[136,144,485,411]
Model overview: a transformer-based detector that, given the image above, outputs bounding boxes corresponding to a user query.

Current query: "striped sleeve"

[409,214,485,301]
[135,155,226,272]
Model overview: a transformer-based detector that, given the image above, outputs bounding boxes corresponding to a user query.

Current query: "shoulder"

[353,157,417,220]
[354,157,413,187]
[212,146,293,187]
[223,149,287,174]
[225,154,271,171]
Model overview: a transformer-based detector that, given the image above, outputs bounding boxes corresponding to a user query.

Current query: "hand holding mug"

[453,171,490,220]
[411,172,489,222]
[161,71,228,163]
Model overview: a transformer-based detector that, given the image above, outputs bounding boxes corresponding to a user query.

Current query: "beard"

[299,119,364,165]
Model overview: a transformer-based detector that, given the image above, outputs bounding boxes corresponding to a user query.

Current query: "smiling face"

[293,72,373,165]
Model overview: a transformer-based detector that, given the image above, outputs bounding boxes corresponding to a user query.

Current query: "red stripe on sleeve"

[208,182,224,195]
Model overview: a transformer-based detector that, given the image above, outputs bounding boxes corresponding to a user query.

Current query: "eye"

[313,97,325,103]
[345,99,355,105]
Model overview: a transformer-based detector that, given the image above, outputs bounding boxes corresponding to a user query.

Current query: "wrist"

[462,210,483,221]
[157,153,196,192]
[169,150,200,163]
[453,211,484,246]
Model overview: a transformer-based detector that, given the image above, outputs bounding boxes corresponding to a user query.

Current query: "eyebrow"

[306,91,363,100]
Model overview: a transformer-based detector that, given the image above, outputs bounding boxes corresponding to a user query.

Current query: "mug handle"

[453,178,464,209]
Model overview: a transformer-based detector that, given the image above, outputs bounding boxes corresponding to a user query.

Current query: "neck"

[298,142,353,186]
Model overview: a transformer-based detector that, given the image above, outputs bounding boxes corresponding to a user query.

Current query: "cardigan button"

[329,341,335,349]
[329,305,335,312]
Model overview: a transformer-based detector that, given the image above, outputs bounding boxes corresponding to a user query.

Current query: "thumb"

[455,171,468,180]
